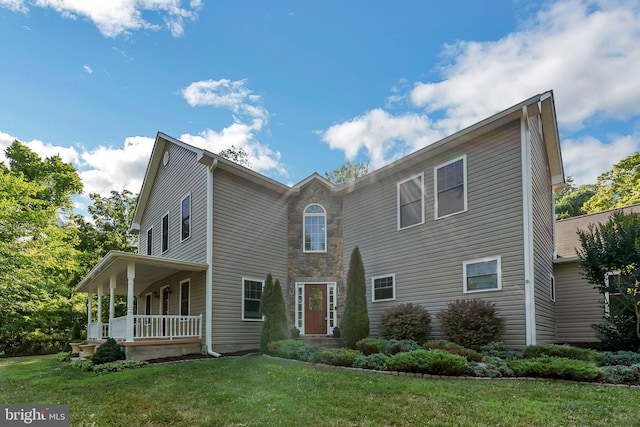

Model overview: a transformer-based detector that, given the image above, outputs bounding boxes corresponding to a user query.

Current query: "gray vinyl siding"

[137,271,206,319]
[529,115,557,343]
[343,120,527,349]
[555,262,601,343]
[138,143,207,264]
[210,169,288,351]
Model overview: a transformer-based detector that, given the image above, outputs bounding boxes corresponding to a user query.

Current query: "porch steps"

[298,335,342,349]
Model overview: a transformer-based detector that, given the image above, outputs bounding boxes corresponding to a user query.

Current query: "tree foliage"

[340,246,369,348]
[577,211,640,350]
[218,145,251,168]
[583,152,640,213]
[0,141,83,356]
[259,274,288,351]
[555,176,596,220]
[325,161,368,185]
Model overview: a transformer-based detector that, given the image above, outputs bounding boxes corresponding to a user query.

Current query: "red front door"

[305,284,327,334]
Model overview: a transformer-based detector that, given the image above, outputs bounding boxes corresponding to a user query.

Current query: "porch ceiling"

[76,250,208,295]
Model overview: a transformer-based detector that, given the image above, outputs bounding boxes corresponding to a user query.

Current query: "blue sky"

[1,0,639,212]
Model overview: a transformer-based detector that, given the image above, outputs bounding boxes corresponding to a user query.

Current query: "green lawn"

[0,355,637,426]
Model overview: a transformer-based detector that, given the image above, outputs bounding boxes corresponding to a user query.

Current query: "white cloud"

[181,79,269,124]
[1,0,202,38]
[410,0,640,132]
[562,133,640,186]
[322,0,640,170]
[322,109,443,169]
[83,65,93,74]
[179,124,287,177]
[78,136,154,195]
[0,131,79,165]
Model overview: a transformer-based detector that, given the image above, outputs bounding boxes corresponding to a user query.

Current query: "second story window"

[146,228,153,255]
[162,213,169,253]
[181,194,191,241]
[435,156,467,219]
[304,204,326,252]
[397,173,424,230]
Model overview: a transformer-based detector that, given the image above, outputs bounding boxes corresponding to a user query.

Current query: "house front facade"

[77,91,583,360]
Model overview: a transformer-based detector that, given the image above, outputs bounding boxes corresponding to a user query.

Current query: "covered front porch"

[76,251,208,347]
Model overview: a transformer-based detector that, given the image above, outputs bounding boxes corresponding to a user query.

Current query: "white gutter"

[206,158,221,357]
[521,104,537,346]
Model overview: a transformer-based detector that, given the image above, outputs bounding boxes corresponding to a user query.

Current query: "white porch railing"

[105,315,202,340]
[87,322,109,340]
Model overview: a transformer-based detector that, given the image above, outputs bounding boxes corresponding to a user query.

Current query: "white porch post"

[126,262,135,342]
[87,292,93,336]
[97,285,103,339]
[109,274,116,323]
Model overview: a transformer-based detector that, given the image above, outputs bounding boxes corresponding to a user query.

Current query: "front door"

[305,284,327,334]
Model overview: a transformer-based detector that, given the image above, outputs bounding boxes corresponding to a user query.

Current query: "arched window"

[303,204,327,252]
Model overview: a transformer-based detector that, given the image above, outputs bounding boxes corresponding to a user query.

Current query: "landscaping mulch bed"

[145,349,260,365]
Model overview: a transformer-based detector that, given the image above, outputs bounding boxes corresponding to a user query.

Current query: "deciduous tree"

[325,161,368,185]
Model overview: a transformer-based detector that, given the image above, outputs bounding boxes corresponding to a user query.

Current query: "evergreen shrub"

[266,340,304,359]
[385,349,467,375]
[599,364,640,384]
[260,274,288,352]
[601,350,640,366]
[356,338,388,356]
[316,348,360,367]
[91,338,125,365]
[437,299,505,350]
[380,303,431,344]
[481,342,519,360]
[523,344,604,364]
[385,339,421,355]
[353,353,389,371]
[340,247,369,348]
[506,356,601,381]
[423,340,482,362]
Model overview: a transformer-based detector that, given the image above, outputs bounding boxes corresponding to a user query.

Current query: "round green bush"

[437,299,505,350]
[356,338,388,355]
[316,348,360,367]
[91,338,125,365]
[380,303,431,344]
[523,344,604,365]
[385,349,467,375]
[353,353,390,371]
[385,339,421,355]
[423,340,482,362]
[506,356,601,381]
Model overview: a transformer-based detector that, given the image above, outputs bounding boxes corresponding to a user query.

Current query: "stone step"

[298,335,342,349]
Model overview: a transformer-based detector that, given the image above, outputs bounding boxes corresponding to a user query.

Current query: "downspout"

[521,104,536,346]
[206,158,221,357]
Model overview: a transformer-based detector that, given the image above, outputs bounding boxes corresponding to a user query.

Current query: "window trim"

[161,212,169,253]
[180,193,191,242]
[146,227,153,256]
[604,271,622,317]
[549,273,556,302]
[179,279,190,316]
[463,256,502,294]
[303,203,327,253]
[371,273,396,302]
[397,172,425,230]
[242,277,265,321]
[434,155,468,220]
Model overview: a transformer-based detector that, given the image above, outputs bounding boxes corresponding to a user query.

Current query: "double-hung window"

[463,256,501,293]
[242,278,264,320]
[146,228,153,255]
[397,173,424,230]
[180,279,190,315]
[435,156,467,219]
[304,204,327,252]
[181,194,191,241]
[604,272,630,317]
[372,274,395,302]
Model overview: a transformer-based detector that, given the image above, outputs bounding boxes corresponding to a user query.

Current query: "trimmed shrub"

[466,356,514,378]
[340,247,369,348]
[385,339,421,355]
[56,351,72,363]
[296,344,323,362]
[266,339,304,359]
[523,344,604,365]
[356,338,388,356]
[92,360,147,375]
[593,313,640,351]
[506,357,601,382]
[437,299,505,350]
[380,303,431,344]
[260,274,289,352]
[423,340,482,362]
[91,338,125,365]
[600,364,640,384]
[601,351,640,367]
[70,360,94,371]
[481,342,519,360]
[385,349,467,375]
[316,348,360,367]
[353,353,390,371]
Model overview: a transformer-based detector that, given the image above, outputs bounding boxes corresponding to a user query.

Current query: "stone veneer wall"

[287,179,344,328]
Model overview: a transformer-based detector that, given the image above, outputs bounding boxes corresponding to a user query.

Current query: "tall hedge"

[260,274,288,352]
[340,247,369,348]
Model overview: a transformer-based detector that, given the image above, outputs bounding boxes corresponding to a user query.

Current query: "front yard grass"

[1,354,638,426]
